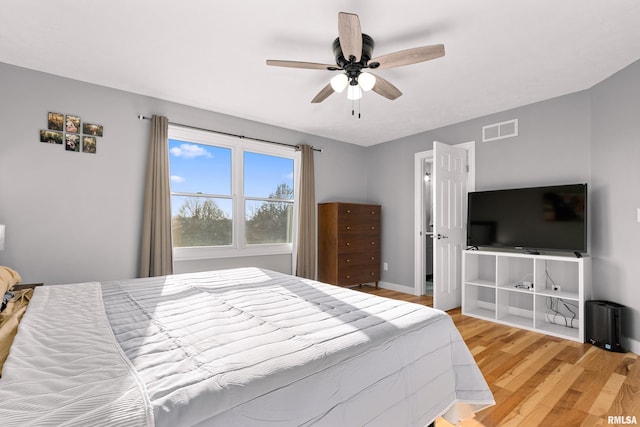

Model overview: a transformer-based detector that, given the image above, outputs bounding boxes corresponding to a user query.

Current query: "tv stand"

[462,250,591,342]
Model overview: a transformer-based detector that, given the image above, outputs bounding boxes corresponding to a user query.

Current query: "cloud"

[285,172,294,181]
[170,143,212,159]
[171,175,185,183]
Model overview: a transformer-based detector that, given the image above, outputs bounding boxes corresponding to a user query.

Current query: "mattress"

[0,268,494,426]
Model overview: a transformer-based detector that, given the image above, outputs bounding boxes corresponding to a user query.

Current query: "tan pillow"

[0,267,22,295]
[0,289,32,377]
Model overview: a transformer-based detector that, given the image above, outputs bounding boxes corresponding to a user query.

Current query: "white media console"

[462,249,591,342]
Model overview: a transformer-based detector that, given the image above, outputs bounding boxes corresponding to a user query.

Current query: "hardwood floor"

[356,285,640,427]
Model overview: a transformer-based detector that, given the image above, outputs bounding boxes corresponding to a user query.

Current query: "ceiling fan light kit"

[330,74,349,93]
[347,85,363,101]
[266,11,445,110]
[358,72,376,91]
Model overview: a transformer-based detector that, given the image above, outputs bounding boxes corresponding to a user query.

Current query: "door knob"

[436,234,448,240]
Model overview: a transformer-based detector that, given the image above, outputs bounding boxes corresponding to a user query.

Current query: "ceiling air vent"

[482,119,518,142]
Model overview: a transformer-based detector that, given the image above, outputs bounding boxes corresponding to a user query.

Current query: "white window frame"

[169,125,300,261]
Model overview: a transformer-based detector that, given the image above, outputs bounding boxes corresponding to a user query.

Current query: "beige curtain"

[139,115,173,278]
[295,144,316,279]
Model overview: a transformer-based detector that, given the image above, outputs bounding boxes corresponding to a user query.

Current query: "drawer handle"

[346,226,351,230]
[346,209,351,214]
[370,241,375,245]
[371,211,375,214]
[346,259,351,263]
[370,256,375,261]
[370,272,375,276]
[346,242,351,246]
[370,226,375,230]
[345,275,351,279]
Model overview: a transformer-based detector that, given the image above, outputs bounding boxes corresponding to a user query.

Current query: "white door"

[432,141,468,311]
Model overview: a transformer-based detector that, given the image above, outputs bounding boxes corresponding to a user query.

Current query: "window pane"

[245,200,293,244]
[171,195,232,247]
[244,152,294,199]
[169,139,231,195]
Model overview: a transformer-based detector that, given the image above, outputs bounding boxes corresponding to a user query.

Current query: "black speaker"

[585,300,625,352]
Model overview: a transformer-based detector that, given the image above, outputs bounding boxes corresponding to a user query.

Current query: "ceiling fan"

[266,12,445,103]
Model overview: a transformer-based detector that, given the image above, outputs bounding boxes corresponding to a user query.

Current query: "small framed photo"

[40,129,63,144]
[82,136,97,153]
[83,122,103,137]
[65,115,81,133]
[65,133,80,152]
[47,112,64,131]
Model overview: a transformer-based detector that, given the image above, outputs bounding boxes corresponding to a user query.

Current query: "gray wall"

[366,58,640,345]
[590,59,640,341]
[0,62,368,284]
[2,57,639,346]
[366,91,591,291]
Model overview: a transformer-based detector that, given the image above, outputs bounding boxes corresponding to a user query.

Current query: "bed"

[0,267,494,426]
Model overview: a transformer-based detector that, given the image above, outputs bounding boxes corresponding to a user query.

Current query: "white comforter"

[0,282,153,426]
[0,268,494,426]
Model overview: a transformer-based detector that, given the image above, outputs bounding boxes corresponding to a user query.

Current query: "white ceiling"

[2,1,640,146]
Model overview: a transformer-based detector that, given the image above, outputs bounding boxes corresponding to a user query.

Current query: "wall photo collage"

[40,112,103,154]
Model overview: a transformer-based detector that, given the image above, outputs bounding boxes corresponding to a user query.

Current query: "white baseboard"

[623,336,640,356]
[378,281,418,295]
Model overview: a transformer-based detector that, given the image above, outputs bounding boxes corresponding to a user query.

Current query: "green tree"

[172,197,232,247]
[246,183,293,244]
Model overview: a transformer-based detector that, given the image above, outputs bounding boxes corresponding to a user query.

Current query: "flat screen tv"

[467,183,587,253]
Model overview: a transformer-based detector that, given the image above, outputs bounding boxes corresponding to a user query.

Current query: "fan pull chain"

[351,98,362,119]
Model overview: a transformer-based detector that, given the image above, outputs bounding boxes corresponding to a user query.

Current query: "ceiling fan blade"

[266,60,339,71]
[267,59,341,71]
[371,74,402,100]
[338,12,362,62]
[311,83,335,103]
[370,44,445,70]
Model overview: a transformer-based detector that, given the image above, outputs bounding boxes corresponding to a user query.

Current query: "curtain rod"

[137,115,322,152]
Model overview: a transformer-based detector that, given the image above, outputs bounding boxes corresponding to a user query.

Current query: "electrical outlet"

[383,262,388,271]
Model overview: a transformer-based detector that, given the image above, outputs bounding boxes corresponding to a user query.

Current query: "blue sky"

[168,138,294,199]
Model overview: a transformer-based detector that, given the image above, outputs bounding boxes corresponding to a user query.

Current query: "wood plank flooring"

[356,285,640,427]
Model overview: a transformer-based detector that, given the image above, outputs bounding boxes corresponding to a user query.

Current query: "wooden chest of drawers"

[317,202,381,288]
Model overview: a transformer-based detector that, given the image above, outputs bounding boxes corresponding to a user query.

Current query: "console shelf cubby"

[462,250,591,342]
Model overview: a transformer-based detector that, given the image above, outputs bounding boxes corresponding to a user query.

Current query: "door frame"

[413,141,476,297]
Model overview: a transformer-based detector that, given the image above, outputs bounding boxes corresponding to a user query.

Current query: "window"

[244,152,294,244]
[168,126,298,260]
[169,142,232,247]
